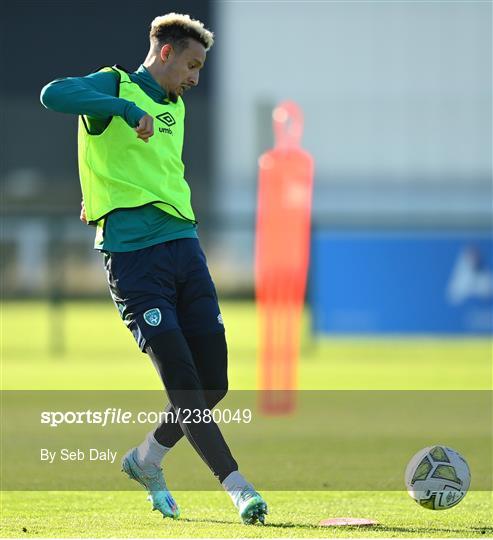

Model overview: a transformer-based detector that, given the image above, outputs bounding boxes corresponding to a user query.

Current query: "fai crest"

[143,308,162,327]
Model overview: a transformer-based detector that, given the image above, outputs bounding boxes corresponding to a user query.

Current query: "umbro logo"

[156,112,176,126]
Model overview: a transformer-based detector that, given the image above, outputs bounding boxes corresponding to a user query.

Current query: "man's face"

[159,39,206,102]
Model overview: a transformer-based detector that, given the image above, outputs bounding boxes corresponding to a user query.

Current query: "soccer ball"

[405,445,471,510]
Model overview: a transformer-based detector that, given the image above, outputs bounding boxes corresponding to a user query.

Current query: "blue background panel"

[310,231,493,335]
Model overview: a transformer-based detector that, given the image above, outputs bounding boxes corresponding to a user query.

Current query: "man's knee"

[184,331,228,406]
[204,384,228,409]
[145,329,202,391]
[186,332,228,387]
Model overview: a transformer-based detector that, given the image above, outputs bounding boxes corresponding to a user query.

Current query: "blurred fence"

[2,204,491,300]
[0,209,258,299]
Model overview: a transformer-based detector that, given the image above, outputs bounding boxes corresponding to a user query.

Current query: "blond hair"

[150,13,214,51]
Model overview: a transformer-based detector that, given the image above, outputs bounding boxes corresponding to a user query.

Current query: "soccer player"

[40,13,267,525]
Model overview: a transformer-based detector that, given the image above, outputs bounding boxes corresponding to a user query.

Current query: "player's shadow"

[179,518,336,530]
[179,518,241,526]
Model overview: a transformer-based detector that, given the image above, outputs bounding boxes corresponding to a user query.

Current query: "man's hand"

[80,200,87,224]
[134,114,154,143]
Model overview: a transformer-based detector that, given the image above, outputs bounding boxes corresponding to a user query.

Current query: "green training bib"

[77,66,195,224]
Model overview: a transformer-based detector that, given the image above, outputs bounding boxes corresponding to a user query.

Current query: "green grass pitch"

[1,300,492,538]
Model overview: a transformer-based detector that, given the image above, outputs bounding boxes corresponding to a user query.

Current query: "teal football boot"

[234,487,268,524]
[121,448,180,519]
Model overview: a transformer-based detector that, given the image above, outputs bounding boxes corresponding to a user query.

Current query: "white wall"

[214,1,491,218]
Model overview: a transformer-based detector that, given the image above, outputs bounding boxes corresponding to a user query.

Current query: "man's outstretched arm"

[40,70,146,129]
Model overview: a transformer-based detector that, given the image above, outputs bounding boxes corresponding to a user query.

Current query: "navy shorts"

[103,238,225,351]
